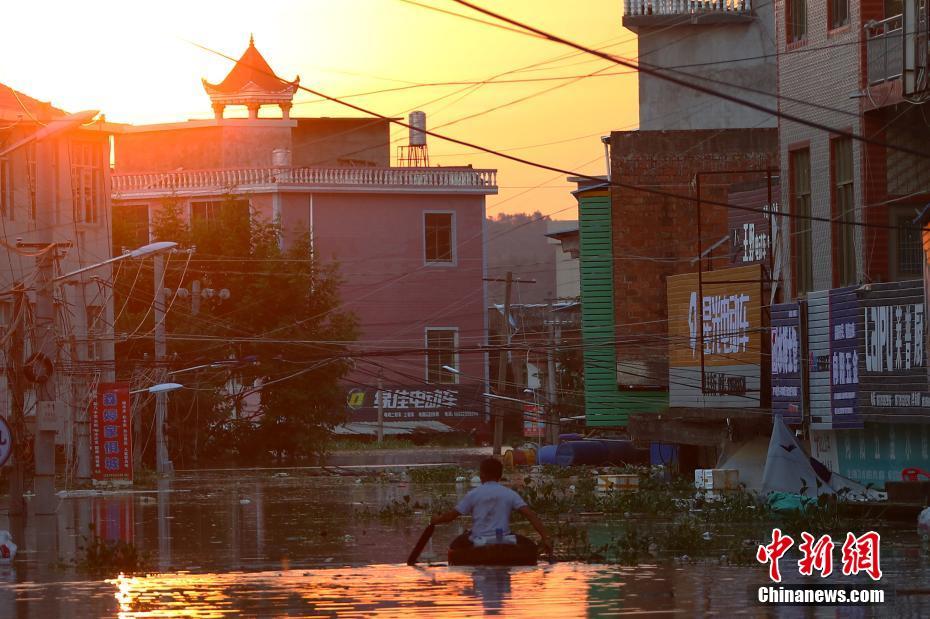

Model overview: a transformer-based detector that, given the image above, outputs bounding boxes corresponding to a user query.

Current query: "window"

[70,141,103,224]
[111,204,150,257]
[791,148,813,294]
[833,138,856,286]
[787,0,807,43]
[26,144,36,221]
[892,210,923,279]
[0,158,10,219]
[829,0,849,29]
[424,212,454,264]
[86,304,105,362]
[426,328,458,384]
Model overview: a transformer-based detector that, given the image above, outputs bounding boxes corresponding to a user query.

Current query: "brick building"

[111,39,497,437]
[771,0,930,485]
[572,2,779,471]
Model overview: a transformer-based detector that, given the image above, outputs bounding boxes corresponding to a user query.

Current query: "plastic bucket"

[555,441,608,467]
[537,445,558,465]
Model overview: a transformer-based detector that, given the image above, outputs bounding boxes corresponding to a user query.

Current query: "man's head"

[479,457,503,482]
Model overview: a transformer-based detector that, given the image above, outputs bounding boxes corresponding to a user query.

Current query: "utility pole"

[377,373,385,444]
[153,253,172,475]
[494,272,512,456]
[6,286,26,517]
[32,137,60,516]
[546,301,559,446]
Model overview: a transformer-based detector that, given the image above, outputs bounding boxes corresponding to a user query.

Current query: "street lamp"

[53,241,178,283]
[131,382,183,475]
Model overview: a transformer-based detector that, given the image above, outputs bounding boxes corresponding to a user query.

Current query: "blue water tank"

[555,441,608,466]
[599,439,650,466]
[537,445,558,465]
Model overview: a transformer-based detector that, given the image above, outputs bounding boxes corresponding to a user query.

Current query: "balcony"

[866,15,903,86]
[112,166,498,199]
[623,0,754,27]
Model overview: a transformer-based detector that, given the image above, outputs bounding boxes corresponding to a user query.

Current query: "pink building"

[111,39,497,437]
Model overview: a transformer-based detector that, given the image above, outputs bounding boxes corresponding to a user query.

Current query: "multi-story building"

[772,0,930,484]
[110,39,497,437]
[0,84,116,482]
[569,2,779,474]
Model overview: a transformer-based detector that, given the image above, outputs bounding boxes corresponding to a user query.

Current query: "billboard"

[90,383,133,483]
[344,385,485,429]
[667,264,763,408]
[771,302,802,424]
[859,280,928,417]
[727,185,779,267]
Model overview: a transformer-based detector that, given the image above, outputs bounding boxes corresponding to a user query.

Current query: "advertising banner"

[90,383,133,483]
[858,280,927,418]
[829,287,861,429]
[771,302,802,424]
[667,264,763,408]
[523,404,544,438]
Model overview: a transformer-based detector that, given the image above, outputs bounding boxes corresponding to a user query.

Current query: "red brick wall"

[609,128,778,387]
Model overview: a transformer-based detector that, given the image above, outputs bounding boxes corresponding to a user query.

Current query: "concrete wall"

[305,192,487,390]
[776,0,864,293]
[292,118,391,167]
[634,6,777,130]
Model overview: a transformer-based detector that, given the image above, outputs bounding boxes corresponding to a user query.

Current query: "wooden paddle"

[406,524,436,565]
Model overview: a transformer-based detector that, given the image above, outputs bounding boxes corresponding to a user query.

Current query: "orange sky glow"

[0,0,638,218]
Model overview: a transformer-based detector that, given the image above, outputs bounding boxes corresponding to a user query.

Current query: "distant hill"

[485,212,556,305]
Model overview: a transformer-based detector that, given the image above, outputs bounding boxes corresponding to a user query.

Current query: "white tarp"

[762,415,832,497]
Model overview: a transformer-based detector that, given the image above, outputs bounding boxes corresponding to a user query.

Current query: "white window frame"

[425,327,460,384]
[423,210,456,267]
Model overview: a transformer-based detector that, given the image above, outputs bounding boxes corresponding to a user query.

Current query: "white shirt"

[455,481,527,541]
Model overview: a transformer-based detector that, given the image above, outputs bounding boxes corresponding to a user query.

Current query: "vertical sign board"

[859,279,928,416]
[667,264,763,408]
[727,184,780,267]
[829,287,862,429]
[90,382,133,483]
[771,302,802,424]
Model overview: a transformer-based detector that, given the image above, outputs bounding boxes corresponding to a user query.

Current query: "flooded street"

[0,469,929,616]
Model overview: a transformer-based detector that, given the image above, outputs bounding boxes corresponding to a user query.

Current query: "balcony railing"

[867,15,903,85]
[112,166,498,196]
[624,0,750,16]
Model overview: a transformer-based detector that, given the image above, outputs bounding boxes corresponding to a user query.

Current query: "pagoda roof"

[202,36,299,102]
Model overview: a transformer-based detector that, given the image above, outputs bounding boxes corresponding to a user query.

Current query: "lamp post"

[131,382,183,475]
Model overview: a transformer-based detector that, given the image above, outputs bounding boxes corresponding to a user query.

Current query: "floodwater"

[0,469,928,617]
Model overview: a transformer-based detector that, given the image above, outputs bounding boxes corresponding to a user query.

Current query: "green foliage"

[408,466,468,484]
[113,195,357,467]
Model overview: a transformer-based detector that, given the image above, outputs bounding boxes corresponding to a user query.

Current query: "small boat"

[448,535,538,566]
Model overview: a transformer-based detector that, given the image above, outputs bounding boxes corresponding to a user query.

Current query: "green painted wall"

[578,192,667,427]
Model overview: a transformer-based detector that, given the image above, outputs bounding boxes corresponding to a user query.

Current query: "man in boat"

[430,458,552,555]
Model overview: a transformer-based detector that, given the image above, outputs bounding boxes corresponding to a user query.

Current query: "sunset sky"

[0,0,638,219]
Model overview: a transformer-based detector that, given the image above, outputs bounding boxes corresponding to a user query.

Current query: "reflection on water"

[0,470,930,616]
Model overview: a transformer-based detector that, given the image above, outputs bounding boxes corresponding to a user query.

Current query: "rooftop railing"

[866,15,904,85]
[624,0,750,17]
[112,166,498,195]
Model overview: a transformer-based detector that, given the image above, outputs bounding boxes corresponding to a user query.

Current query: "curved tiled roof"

[202,36,299,97]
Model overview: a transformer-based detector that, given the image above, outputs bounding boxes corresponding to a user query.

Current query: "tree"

[112,195,357,466]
